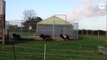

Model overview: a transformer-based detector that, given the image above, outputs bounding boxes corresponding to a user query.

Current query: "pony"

[40,34,52,41]
[60,34,70,41]
[12,33,21,40]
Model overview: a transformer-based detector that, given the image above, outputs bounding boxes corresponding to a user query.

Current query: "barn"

[36,16,78,39]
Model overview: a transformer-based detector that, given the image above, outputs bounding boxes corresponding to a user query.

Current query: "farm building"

[36,16,78,39]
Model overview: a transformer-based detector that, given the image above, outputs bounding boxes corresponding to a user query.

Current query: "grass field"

[0,36,107,60]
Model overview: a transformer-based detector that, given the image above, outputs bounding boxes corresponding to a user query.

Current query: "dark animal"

[60,34,70,41]
[40,34,52,41]
[12,33,21,40]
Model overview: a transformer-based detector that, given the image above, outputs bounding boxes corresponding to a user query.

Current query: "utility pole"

[98,0,107,43]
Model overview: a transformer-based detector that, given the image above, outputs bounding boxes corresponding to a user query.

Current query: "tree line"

[78,30,106,36]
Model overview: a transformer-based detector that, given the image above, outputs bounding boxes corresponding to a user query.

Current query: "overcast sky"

[5,0,107,30]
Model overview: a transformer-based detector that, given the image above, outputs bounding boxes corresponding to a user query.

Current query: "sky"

[5,0,107,30]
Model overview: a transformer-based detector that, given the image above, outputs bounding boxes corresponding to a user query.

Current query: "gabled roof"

[37,16,70,25]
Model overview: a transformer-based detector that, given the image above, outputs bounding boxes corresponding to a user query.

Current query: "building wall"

[0,0,5,44]
[37,24,76,39]
[0,0,4,14]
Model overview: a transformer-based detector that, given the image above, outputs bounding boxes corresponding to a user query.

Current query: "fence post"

[44,43,47,60]
[12,41,16,60]
[98,31,100,40]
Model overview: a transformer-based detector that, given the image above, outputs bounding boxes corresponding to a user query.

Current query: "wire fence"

[1,20,106,60]
[0,39,107,60]
[7,20,36,36]
[6,20,78,39]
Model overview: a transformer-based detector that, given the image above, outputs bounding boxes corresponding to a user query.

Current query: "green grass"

[0,36,107,60]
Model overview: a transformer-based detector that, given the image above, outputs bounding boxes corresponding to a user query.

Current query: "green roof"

[37,16,70,25]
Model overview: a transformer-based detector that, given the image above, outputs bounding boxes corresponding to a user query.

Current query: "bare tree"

[23,10,36,20]
[22,9,42,31]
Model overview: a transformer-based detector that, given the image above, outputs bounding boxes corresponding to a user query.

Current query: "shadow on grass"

[4,37,81,45]
[5,38,36,45]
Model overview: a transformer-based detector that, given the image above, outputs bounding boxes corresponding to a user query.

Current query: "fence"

[7,20,37,37]
[1,20,106,60]
[7,20,78,39]
[37,23,78,39]
[0,36,107,60]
